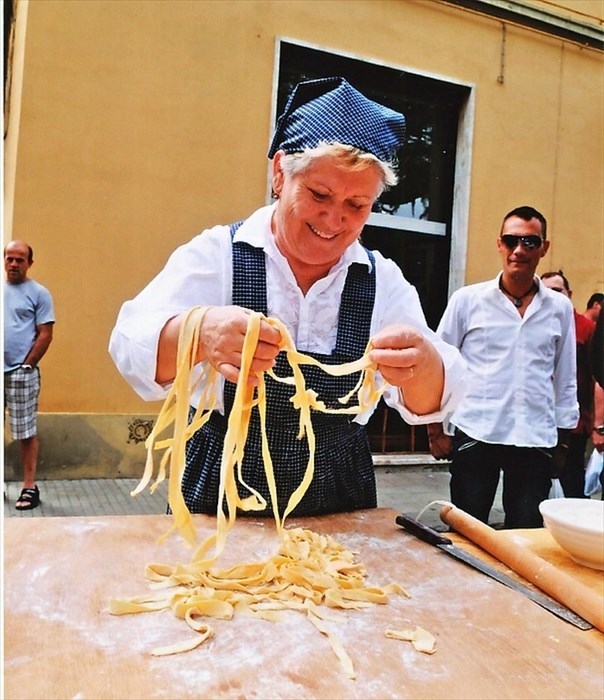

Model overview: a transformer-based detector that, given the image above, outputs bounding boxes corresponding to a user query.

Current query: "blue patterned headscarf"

[268,77,405,162]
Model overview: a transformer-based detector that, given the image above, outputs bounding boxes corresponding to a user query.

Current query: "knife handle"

[396,514,453,546]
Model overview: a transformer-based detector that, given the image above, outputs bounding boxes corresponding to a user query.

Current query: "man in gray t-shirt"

[4,240,55,510]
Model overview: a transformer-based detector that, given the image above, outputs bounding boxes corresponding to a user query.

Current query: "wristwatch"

[594,425,604,436]
[20,364,33,371]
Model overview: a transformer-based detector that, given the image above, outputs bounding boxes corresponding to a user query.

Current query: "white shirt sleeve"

[553,302,579,429]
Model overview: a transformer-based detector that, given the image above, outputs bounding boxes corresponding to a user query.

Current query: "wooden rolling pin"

[440,503,604,632]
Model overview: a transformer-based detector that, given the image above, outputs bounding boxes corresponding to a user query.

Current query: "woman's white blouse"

[109,204,466,425]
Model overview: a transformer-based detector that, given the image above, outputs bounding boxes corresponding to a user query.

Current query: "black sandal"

[15,486,40,511]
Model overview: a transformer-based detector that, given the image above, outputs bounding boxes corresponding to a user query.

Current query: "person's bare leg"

[20,435,38,488]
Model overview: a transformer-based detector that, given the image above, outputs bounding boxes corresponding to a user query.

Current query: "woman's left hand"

[369,324,444,415]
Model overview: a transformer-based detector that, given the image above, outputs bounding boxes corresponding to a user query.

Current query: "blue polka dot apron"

[181,221,377,516]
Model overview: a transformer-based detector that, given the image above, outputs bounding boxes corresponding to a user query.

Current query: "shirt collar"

[234,203,373,271]
[494,271,544,295]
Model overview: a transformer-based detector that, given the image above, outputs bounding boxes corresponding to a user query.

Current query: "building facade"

[4,0,603,476]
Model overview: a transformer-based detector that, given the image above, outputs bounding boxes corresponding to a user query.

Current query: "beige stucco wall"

[4,0,603,474]
[3,413,154,479]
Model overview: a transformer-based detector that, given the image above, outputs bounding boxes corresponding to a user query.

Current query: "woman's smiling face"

[270,151,383,288]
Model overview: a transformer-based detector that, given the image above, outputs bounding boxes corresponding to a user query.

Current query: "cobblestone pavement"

[3,465,506,530]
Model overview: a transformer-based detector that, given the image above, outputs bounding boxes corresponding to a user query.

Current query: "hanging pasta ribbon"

[135,307,383,561]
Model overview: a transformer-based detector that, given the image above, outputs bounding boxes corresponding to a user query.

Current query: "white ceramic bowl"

[539,498,604,570]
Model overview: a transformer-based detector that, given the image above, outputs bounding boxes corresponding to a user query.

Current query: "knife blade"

[395,513,592,630]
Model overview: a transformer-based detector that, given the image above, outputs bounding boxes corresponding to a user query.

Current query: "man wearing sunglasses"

[428,205,579,528]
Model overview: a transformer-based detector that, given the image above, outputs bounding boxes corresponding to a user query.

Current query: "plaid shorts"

[4,366,40,440]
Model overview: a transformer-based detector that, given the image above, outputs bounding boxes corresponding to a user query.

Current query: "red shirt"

[574,309,596,434]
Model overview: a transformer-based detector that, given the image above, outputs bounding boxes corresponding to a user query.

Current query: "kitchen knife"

[395,513,592,630]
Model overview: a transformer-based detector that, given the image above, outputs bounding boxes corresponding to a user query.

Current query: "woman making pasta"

[109,77,465,518]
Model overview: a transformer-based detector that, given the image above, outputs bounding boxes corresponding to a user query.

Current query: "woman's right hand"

[198,306,282,385]
[155,306,282,386]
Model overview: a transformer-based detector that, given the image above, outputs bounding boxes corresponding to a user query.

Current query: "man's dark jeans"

[449,430,553,528]
[559,432,589,499]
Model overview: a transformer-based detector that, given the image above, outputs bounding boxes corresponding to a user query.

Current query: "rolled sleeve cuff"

[108,311,176,402]
[385,349,467,425]
[556,403,580,431]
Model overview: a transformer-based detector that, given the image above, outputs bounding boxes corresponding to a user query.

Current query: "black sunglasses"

[500,234,543,250]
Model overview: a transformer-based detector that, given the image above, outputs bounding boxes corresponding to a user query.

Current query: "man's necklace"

[499,278,537,308]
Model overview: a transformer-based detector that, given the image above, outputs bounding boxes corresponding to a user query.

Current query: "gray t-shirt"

[4,279,55,371]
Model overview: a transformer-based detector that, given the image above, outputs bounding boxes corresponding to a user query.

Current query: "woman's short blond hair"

[278,142,398,196]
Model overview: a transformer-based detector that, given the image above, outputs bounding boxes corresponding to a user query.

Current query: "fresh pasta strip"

[151,624,213,657]
[133,305,219,547]
[307,609,356,680]
[113,308,411,677]
[385,626,437,654]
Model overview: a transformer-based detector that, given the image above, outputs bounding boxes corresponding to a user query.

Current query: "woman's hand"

[155,306,282,386]
[369,324,444,416]
[199,306,282,385]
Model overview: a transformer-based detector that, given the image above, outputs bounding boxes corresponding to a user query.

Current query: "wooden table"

[4,509,603,699]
